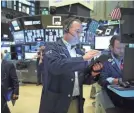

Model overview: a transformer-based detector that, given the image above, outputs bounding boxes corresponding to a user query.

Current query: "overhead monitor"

[12,31,25,44]
[45,28,63,42]
[23,16,42,30]
[25,29,44,43]
[12,20,20,31]
[95,36,112,50]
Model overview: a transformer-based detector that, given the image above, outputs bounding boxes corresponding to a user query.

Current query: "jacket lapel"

[57,39,71,58]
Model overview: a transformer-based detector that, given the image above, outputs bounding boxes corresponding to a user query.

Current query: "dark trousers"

[37,66,43,84]
[1,96,10,113]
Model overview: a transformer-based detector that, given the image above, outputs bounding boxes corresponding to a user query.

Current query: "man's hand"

[83,50,100,61]
[12,94,19,100]
[91,63,103,77]
[112,78,119,85]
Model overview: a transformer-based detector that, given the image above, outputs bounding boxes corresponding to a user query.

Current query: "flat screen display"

[24,29,44,42]
[25,52,37,59]
[12,20,20,31]
[45,28,63,42]
[1,47,10,53]
[80,22,88,43]
[95,36,112,50]
[12,31,25,44]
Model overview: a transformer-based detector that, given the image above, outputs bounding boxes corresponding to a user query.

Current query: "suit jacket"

[98,54,122,88]
[1,60,19,97]
[39,39,94,113]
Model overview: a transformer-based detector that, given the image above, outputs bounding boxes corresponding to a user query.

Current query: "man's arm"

[45,43,88,75]
[98,62,113,88]
[9,63,19,96]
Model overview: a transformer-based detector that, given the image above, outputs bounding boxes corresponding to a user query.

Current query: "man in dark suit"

[99,35,134,112]
[1,53,19,113]
[39,18,103,113]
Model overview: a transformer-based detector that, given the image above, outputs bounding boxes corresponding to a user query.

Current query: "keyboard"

[110,85,134,91]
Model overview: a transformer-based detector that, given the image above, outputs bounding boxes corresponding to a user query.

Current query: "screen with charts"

[12,31,25,44]
[45,28,63,42]
[80,22,88,44]
[24,29,44,43]
[95,36,113,50]
[24,43,41,53]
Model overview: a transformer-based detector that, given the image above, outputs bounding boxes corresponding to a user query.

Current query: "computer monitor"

[25,52,37,59]
[13,31,25,44]
[25,29,44,43]
[123,47,134,82]
[1,47,10,53]
[95,36,112,50]
[45,28,63,42]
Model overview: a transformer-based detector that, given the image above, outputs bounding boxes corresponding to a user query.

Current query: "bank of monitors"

[12,31,25,44]
[95,36,112,50]
[45,28,63,42]
[24,29,44,43]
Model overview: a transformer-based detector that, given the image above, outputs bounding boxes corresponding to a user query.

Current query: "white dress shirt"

[62,39,80,96]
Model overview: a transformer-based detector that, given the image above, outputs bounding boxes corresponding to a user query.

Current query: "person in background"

[99,35,134,112]
[1,52,19,113]
[3,50,11,60]
[39,18,103,113]
[36,43,45,86]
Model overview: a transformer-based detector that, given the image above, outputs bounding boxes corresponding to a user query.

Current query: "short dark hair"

[110,35,121,47]
[63,17,81,30]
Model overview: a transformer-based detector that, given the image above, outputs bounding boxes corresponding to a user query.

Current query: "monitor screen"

[24,45,30,52]
[95,36,112,50]
[25,52,37,59]
[23,16,42,30]
[80,22,88,43]
[45,28,63,42]
[15,46,23,60]
[1,47,10,53]
[24,29,44,43]
[31,45,38,52]
[12,20,20,31]
[12,31,25,44]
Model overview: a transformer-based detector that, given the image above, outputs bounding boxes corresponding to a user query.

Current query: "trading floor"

[8,85,94,113]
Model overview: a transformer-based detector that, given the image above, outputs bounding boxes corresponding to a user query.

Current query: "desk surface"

[108,85,134,97]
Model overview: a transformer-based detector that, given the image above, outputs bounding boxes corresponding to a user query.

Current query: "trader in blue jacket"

[99,35,134,112]
[39,18,103,113]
